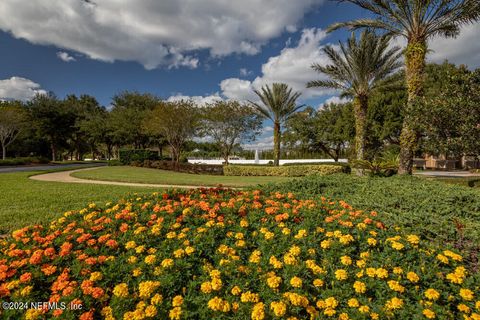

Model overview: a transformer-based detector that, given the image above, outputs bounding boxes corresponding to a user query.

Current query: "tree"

[307,30,401,173]
[328,0,480,174]
[419,65,480,159]
[250,83,303,166]
[109,91,159,149]
[28,93,76,161]
[0,101,26,160]
[144,100,200,165]
[283,104,355,161]
[201,101,262,164]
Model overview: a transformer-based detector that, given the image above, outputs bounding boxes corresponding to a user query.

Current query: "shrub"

[0,189,478,319]
[224,164,345,176]
[0,157,49,166]
[135,160,224,175]
[119,149,159,165]
[107,160,123,166]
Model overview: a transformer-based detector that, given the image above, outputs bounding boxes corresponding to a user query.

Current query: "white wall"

[188,159,348,165]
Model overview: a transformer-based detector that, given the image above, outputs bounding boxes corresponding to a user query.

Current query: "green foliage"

[260,174,480,263]
[0,156,49,166]
[119,149,159,165]
[223,164,345,177]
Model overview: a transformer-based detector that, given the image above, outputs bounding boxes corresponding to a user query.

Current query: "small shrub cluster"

[119,150,159,165]
[0,157,49,166]
[0,189,479,319]
[224,164,346,177]
[132,160,224,175]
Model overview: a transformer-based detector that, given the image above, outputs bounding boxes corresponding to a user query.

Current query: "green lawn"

[0,171,157,234]
[71,166,293,187]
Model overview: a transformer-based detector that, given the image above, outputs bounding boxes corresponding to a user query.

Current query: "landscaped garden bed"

[1,188,478,319]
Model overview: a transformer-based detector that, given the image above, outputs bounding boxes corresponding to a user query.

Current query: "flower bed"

[0,189,479,319]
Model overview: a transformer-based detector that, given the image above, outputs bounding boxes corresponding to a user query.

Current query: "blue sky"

[0,0,479,148]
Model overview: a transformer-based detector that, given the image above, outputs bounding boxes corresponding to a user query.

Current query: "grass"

[0,170,158,234]
[71,166,293,187]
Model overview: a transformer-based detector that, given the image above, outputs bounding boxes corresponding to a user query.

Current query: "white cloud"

[0,0,323,69]
[318,96,350,109]
[429,23,480,68]
[0,77,46,101]
[56,51,76,62]
[219,28,336,102]
[167,93,223,106]
[242,135,274,150]
[239,68,252,77]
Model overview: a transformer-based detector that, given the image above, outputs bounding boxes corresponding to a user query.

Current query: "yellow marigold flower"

[289,246,301,256]
[366,268,376,277]
[148,248,157,254]
[294,229,307,239]
[407,271,419,283]
[370,312,379,319]
[151,293,163,305]
[241,291,260,303]
[145,255,156,265]
[437,254,449,264]
[290,276,302,288]
[125,241,136,249]
[339,234,354,245]
[360,251,370,259]
[282,228,291,235]
[172,295,183,307]
[423,309,436,319]
[251,302,265,320]
[135,245,145,253]
[249,250,262,264]
[211,277,223,291]
[25,309,43,320]
[240,219,249,227]
[353,281,367,293]
[444,250,462,261]
[388,280,405,293]
[335,269,348,280]
[20,285,32,296]
[308,248,316,255]
[367,238,377,246]
[185,246,195,255]
[320,239,331,249]
[284,292,308,307]
[283,253,297,265]
[339,313,350,320]
[324,308,336,316]
[313,279,324,287]
[324,297,338,309]
[393,267,403,274]
[200,282,212,293]
[169,307,182,320]
[358,305,370,313]
[173,249,185,258]
[161,258,174,268]
[89,271,103,281]
[374,268,388,279]
[460,288,474,301]
[385,297,403,310]
[446,272,464,284]
[407,234,420,245]
[166,231,176,239]
[132,268,142,277]
[270,301,287,317]
[128,256,138,264]
[424,288,440,300]
[231,286,242,295]
[348,298,359,307]
[267,276,282,289]
[458,304,470,313]
[341,256,352,265]
[269,256,283,269]
[391,241,404,250]
[113,283,129,298]
[476,301,480,310]
[145,305,157,317]
[236,240,246,247]
[139,281,161,299]
[208,296,230,312]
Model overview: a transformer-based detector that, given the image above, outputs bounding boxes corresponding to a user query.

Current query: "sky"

[0,0,479,149]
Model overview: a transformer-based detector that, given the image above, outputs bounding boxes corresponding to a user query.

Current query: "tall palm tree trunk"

[353,95,368,175]
[399,41,426,175]
[273,121,281,166]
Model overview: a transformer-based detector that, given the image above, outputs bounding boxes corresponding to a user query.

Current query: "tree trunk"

[2,144,5,160]
[51,142,56,162]
[399,40,426,175]
[273,121,281,166]
[353,95,368,175]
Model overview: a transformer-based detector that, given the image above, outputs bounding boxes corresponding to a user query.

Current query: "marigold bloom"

[290,276,302,288]
[113,283,129,298]
[270,301,287,317]
[460,288,474,301]
[335,269,348,280]
[423,309,436,319]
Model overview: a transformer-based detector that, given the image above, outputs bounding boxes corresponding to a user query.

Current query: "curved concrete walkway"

[29,167,212,189]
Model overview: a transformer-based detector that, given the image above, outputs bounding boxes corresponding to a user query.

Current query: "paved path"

[414,170,480,178]
[0,163,106,173]
[29,167,214,189]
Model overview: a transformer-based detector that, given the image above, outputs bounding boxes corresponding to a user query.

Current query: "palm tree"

[328,0,480,174]
[250,83,303,166]
[307,30,402,171]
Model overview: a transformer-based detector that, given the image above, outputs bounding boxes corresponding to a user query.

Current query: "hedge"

[132,160,224,175]
[223,164,345,177]
[119,149,159,165]
[0,157,49,166]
